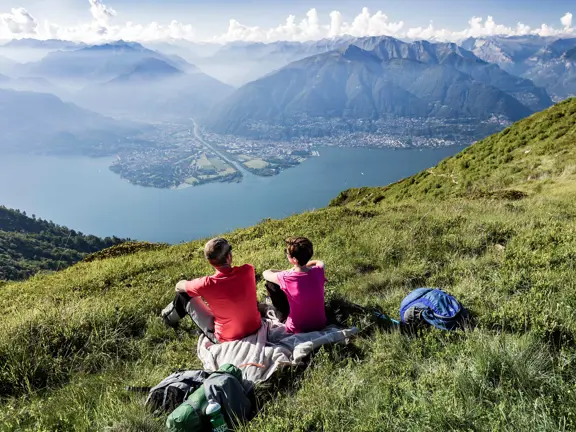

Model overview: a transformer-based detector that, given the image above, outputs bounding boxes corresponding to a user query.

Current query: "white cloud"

[561,12,573,29]
[216,7,573,43]
[0,2,573,44]
[38,0,195,43]
[0,7,37,37]
[404,16,536,41]
[217,8,325,43]
[89,0,116,25]
[344,7,404,38]
[328,11,344,38]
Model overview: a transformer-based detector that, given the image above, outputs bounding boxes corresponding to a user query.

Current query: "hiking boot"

[161,303,181,329]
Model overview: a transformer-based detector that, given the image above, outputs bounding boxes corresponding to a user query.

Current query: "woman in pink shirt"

[263,237,327,333]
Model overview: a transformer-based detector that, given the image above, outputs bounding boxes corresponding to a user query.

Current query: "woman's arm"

[306,260,325,269]
[263,269,281,285]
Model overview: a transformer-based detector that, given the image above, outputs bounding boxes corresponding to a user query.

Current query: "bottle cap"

[205,398,221,416]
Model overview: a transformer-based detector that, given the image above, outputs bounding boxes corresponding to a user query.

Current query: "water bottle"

[206,398,228,432]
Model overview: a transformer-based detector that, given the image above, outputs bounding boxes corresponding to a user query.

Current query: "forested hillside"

[0,206,125,281]
[1,99,576,431]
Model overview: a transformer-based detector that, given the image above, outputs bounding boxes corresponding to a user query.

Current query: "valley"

[107,119,316,188]
[108,122,242,189]
[2,35,576,190]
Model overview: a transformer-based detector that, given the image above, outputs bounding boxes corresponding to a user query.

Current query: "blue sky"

[0,0,574,42]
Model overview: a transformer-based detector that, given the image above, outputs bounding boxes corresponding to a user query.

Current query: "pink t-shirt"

[276,266,327,333]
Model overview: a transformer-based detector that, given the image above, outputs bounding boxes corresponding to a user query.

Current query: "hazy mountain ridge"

[0,35,574,154]
[0,88,152,156]
[206,37,542,139]
[1,38,85,50]
[194,37,352,86]
[463,35,576,101]
[0,40,233,122]
[74,56,234,120]
[0,74,70,100]
[16,41,190,84]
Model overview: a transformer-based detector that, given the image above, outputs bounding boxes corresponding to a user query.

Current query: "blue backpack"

[400,288,468,331]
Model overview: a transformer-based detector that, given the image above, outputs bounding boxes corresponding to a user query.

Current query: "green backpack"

[166,364,251,432]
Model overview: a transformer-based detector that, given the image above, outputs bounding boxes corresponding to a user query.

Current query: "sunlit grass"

[1,99,576,431]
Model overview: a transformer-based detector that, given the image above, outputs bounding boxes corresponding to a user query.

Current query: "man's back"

[186,264,261,342]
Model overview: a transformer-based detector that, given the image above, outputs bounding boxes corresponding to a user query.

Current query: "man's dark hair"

[285,237,313,266]
[204,238,232,266]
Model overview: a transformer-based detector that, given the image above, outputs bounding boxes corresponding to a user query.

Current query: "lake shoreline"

[0,146,467,243]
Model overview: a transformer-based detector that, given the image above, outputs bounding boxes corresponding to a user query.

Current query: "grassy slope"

[1,99,576,431]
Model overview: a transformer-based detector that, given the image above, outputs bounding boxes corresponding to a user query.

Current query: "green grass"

[207,156,230,172]
[244,159,270,169]
[2,100,576,431]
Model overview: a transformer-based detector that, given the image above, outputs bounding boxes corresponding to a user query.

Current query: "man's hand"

[175,280,188,293]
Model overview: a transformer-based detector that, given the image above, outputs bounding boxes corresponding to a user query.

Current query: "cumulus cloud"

[39,0,195,43]
[215,7,574,43]
[0,7,37,37]
[404,16,537,41]
[561,12,573,29]
[216,7,404,42]
[217,8,326,43]
[90,0,116,24]
[345,7,404,38]
[0,2,574,44]
[328,11,344,38]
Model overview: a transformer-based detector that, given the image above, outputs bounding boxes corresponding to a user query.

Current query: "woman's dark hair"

[285,237,313,266]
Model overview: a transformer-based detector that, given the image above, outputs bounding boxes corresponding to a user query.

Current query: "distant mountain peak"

[340,44,377,62]
[563,47,576,61]
[123,57,183,79]
[2,38,82,50]
[84,40,148,53]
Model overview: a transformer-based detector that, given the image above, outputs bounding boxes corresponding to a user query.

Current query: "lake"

[0,146,464,243]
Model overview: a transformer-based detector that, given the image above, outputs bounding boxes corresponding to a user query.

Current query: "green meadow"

[2,99,576,431]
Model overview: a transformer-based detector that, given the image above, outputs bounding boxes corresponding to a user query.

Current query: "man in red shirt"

[161,238,261,343]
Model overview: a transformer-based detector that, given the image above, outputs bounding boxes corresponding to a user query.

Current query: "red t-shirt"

[185,264,261,342]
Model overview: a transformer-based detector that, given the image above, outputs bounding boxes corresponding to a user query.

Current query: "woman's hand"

[263,269,280,285]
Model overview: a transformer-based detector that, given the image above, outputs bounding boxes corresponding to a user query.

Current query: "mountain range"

[206,37,550,139]
[0,74,70,100]
[462,35,576,101]
[1,35,576,153]
[1,38,85,50]
[74,55,233,120]
[0,88,151,156]
[3,41,233,121]
[16,40,191,85]
[195,38,352,85]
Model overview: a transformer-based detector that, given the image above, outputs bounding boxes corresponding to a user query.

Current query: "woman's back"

[277,266,327,333]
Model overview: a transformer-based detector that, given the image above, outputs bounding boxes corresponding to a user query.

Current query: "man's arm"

[263,269,281,285]
[175,280,188,293]
[306,260,325,269]
[175,277,205,296]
